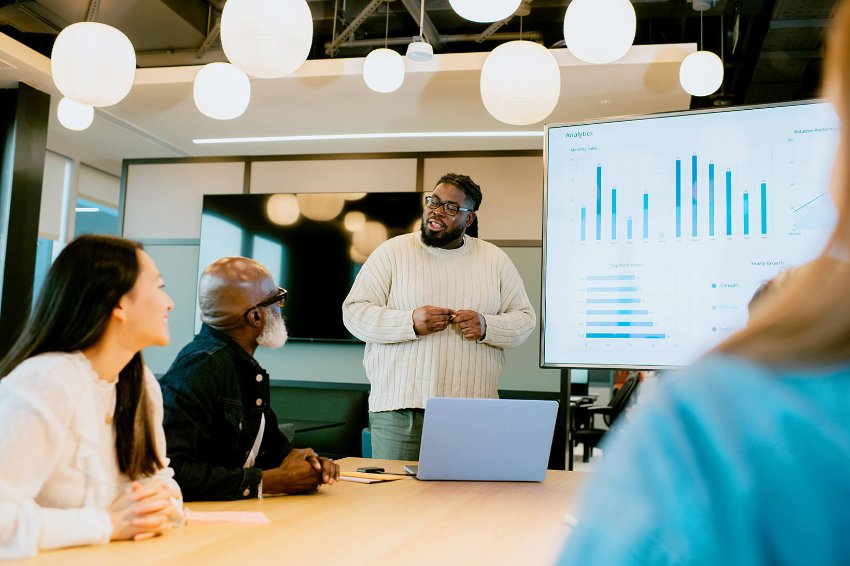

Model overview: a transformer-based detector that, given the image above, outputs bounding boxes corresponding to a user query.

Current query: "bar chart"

[544,101,839,368]
[577,157,770,242]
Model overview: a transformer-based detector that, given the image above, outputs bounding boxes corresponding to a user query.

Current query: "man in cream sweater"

[342,173,536,459]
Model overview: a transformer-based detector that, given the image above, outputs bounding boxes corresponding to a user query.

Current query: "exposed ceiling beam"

[86,0,100,22]
[399,0,443,50]
[325,0,386,56]
[333,30,542,50]
[196,15,220,59]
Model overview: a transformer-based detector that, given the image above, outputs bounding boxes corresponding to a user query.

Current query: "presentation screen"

[542,101,839,369]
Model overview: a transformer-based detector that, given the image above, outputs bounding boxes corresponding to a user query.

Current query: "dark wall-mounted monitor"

[198,192,424,342]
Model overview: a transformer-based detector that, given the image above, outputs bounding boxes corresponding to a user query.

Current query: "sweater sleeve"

[342,241,418,344]
[479,252,536,349]
[0,370,111,559]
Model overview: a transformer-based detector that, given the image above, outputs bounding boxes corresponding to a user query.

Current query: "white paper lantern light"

[221,0,313,79]
[480,40,561,126]
[57,97,94,131]
[193,63,251,120]
[449,0,522,23]
[51,22,136,107]
[363,48,405,93]
[563,0,636,64]
[679,50,724,97]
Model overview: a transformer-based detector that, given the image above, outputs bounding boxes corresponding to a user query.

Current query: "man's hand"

[262,448,339,495]
[452,310,486,341]
[413,306,454,336]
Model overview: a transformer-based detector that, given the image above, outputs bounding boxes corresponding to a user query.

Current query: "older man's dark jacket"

[159,324,291,501]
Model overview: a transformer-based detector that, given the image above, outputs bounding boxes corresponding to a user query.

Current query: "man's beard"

[420,217,465,248]
[257,307,288,349]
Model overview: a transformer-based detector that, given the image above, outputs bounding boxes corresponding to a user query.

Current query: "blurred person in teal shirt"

[558,2,850,563]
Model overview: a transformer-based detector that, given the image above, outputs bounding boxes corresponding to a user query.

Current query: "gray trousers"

[369,409,426,460]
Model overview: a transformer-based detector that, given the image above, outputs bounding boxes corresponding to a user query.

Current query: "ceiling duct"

[0,1,67,34]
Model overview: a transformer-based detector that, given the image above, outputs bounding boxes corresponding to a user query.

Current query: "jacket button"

[243,488,250,497]
[256,398,262,406]
[256,374,263,382]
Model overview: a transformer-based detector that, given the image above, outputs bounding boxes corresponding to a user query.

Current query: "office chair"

[568,373,640,470]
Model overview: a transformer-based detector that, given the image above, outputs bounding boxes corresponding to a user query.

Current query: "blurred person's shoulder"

[658,354,850,429]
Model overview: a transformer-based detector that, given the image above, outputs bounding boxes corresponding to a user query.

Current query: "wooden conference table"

[27,458,584,566]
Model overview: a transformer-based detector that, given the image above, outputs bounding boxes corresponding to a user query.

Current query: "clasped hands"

[109,478,183,542]
[413,306,486,341]
[262,448,341,496]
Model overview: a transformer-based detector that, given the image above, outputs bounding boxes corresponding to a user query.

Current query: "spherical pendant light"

[57,97,94,131]
[363,48,405,93]
[51,22,136,107]
[563,0,636,64]
[193,62,251,120]
[449,0,522,23]
[679,50,724,97]
[221,0,313,79]
[480,40,561,126]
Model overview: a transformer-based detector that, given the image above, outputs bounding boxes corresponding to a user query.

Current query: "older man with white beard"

[160,257,339,501]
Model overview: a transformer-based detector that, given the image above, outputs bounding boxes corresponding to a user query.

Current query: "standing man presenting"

[342,173,536,459]
[161,257,339,501]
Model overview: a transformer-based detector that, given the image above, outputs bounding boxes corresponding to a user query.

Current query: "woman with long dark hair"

[558,2,850,563]
[0,235,183,558]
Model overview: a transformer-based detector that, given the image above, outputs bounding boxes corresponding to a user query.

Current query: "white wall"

[126,155,558,391]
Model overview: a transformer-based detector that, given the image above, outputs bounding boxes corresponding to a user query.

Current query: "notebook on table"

[403,397,558,482]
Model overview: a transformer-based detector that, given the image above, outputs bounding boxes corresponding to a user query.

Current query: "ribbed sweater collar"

[415,230,474,258]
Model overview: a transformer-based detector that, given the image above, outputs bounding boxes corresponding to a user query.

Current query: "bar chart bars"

[709,163,715,237]
[691,154,698,238]
[611,188,617,240]
[583,275,667,340]
[577,158,769,242]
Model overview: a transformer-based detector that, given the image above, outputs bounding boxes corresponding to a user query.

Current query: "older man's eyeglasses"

[425,195,473,217]
[244,287,287,318]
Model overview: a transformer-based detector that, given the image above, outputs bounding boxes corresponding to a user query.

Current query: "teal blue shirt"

[559,355,850,565]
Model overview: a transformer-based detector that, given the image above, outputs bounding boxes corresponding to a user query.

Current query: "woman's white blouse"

[0,351,179,558]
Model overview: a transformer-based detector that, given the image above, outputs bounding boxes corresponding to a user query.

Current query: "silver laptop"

[403,397,558,482]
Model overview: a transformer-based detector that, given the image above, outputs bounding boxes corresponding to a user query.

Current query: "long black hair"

[0,234,162,479]
[437,173,483,237]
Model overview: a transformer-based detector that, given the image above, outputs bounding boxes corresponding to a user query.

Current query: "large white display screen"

[542,101,839,368]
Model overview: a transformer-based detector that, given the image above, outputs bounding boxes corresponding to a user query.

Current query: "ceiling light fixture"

[563,0,636,64]
[406,0,433,62]
[221,0,313,78]
[480,16,561,126]
[57,97,94,131]
[193,62,251,120]
[679,1,724,97]
[363,1,405,93]
[51,22,136,107]
[449,0,522,23]
[193,131,543,144]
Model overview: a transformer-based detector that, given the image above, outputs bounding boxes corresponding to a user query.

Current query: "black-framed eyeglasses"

[244,287,287,318]
[425,195,473,217]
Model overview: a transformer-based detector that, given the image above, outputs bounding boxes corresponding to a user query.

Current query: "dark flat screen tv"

[198,192,424,342]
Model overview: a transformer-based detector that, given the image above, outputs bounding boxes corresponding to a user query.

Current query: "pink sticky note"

[184,508,270,525]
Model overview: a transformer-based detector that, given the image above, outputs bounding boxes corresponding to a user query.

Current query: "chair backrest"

[604,374,640,427]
